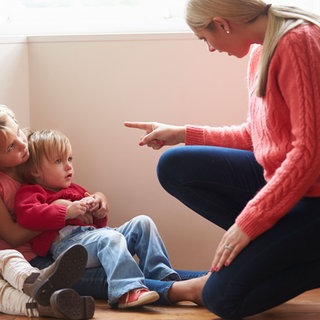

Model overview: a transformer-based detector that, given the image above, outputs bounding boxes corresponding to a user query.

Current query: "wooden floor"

[2,288,320,320]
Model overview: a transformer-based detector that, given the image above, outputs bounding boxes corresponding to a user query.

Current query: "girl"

[0,105,94,319]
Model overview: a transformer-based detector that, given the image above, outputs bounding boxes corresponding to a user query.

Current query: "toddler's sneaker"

[118,288,159,309]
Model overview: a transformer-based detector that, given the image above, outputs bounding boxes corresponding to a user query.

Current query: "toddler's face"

[32,153,74,192]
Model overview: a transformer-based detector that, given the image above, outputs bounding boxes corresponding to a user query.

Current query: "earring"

[226,30,230,34]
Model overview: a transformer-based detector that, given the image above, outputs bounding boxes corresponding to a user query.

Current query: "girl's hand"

[211,224,251,272]
[124,121,186,149]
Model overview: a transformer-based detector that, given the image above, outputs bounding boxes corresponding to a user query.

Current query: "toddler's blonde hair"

[20,129,72,183]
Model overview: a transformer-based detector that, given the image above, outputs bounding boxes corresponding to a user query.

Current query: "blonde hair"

[186,0,320,96]
[0,105,18,152]
[19,129,72,183]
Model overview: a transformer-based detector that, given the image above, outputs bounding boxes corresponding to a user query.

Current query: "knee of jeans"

[100,230,125,247]
[157,147,186,189]
[131,215,155,232]
[157,149,174,179]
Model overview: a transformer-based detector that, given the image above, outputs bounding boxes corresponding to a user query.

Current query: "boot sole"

[50,288,95,320]
[34,244,88,306]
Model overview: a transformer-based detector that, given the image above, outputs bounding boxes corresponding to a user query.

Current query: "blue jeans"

[49,215,180,304]
[31,257,206,305]
[157,145,320,319]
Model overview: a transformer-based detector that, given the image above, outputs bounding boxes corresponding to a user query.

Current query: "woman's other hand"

[211,224,251,272]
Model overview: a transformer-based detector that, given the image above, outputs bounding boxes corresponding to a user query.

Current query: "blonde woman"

[125,0,320,318]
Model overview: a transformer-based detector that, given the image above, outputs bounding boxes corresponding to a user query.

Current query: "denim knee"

[104,230,125,245]
[157,148,179,185]
[131,214,154,231]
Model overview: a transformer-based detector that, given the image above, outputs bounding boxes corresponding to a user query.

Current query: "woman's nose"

[208,44,216,53]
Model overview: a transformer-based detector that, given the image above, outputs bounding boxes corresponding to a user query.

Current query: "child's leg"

[116,215,180,280]
[0,249,39,291]
[0,276,35,316]
[0,248,95,318]
[0,245,88,307]
[51,227,150,305]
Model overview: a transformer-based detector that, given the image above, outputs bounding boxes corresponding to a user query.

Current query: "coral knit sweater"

[185,23,320,240]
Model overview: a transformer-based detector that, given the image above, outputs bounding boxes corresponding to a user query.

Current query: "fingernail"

[214,266,220,272]
[209,267,214,273]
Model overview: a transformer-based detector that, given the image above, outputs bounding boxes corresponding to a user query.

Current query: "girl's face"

[33,153,74,192]
[0,117,29,170]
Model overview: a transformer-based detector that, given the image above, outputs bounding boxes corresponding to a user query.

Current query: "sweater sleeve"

[15,184,67,231]
[185,122,253,151]
[236,25,320,239]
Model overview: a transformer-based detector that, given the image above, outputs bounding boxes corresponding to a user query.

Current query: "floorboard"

[3,288,320,320]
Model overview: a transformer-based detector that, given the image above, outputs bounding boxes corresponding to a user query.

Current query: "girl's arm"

[0,198,39,246]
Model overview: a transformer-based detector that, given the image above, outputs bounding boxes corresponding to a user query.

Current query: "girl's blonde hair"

[186,0,320,96]
[19,129,72,183]
[0,105,18,152]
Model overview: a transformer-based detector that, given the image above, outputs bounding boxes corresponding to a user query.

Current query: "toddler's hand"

[66,201,87,219]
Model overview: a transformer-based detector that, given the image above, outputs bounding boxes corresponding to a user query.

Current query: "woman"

[0,105,207,311]
[125,0,320,318]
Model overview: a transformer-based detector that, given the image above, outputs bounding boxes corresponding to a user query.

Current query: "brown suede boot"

[27,288,95,320]
[23,244,88,306]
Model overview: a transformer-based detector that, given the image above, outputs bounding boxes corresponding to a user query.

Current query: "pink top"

[185,24,320,239]
[0,172,36,261]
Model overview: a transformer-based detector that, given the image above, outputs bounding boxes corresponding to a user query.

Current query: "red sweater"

[185,24,320,239]
[15,183,107,256]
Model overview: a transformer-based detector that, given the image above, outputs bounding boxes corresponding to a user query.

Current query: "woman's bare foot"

[167,272,211,305]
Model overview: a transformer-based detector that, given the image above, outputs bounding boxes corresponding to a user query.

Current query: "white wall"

[0,37,30,127]
[1,33,249,270]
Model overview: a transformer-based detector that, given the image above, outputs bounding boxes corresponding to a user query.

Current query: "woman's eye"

[55,159,62,164]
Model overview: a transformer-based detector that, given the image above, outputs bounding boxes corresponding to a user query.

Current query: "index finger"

[124,121,152,130]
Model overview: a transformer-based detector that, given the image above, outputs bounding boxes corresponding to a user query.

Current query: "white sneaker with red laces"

[117,288,159,309]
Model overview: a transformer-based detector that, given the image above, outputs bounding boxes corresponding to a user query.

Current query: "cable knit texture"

[185,24,320,239]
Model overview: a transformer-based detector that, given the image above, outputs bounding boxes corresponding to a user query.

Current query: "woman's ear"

[212,17,230,33]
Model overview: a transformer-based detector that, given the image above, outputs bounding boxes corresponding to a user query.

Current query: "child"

[15,128,182,309]
[0,105,94,319]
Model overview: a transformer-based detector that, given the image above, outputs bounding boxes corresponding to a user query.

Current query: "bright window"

[0,0,319,36]
[0,0,189,35]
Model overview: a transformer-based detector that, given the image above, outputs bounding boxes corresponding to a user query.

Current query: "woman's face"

[194,22,252,58]
[0,117,29,169]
